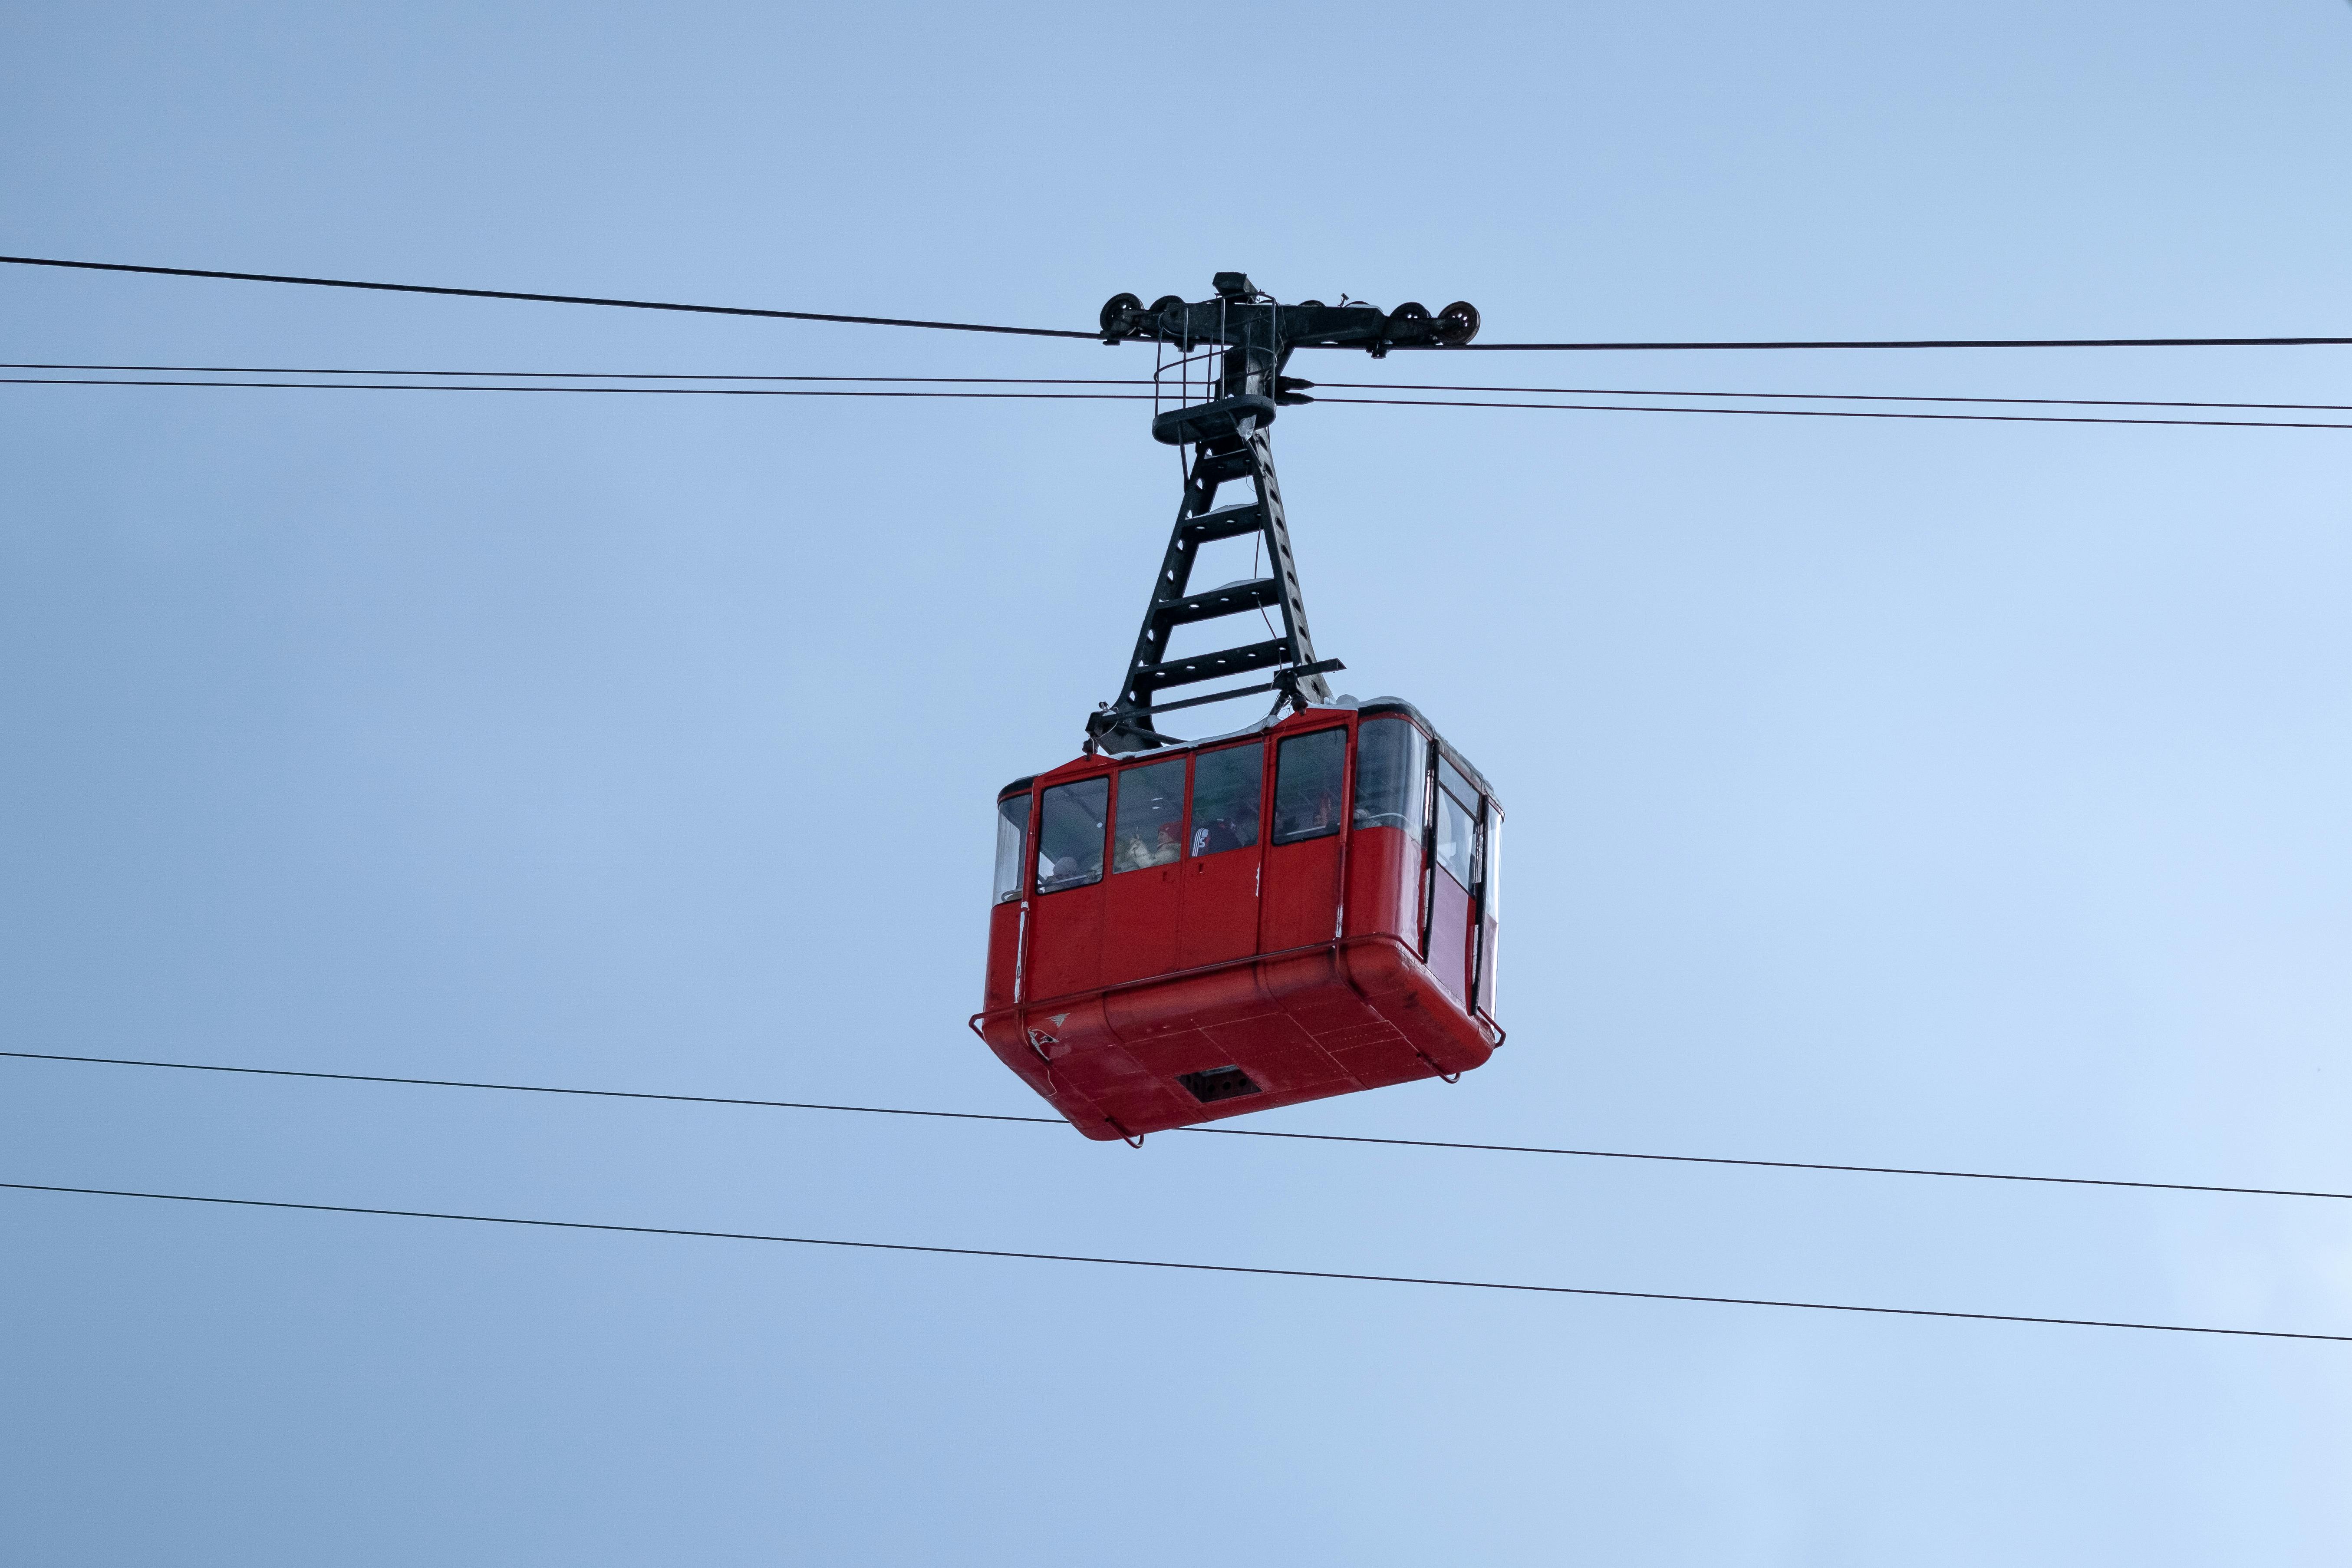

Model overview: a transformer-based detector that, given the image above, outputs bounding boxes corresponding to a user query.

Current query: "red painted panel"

[1427,869,1471,1005]
[1122,1024,1239,1078]
[1178,849,1258,968]
[1028,883,1104,1002]
[1342,826,1419,943]
[973,1015,1061,1110]
[1102,860,1181,984]
[983,900,1021,1008]
[1339,938,1494,1072]
[1261,833,1340,952]
[978,932,1498,1138]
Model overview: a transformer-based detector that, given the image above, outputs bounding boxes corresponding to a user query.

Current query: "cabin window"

[1189,742,1263,857]
[1351,718,1427,832]
[1272,728,1347,844]
[992,793,1030,903]
[1113,758,1186,873]
[1482,811,1502,914]
[1036,777,1110,892]
[1438,754,1477,811]
[1435,784,1477,890]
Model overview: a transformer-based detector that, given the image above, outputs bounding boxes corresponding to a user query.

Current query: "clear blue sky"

[5,3,2351,1563]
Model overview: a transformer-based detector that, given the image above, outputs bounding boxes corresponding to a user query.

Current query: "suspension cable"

[13,376,2352,431]
[19,363,2352,417]
[6,1048,2344,1204]
[0,253,1097,339]
[5,1181,2342,1343]
[10,254,2350,351]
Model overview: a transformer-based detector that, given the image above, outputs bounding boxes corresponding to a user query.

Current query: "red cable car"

[971,276,1504,1141]
[975,699,1504,1141]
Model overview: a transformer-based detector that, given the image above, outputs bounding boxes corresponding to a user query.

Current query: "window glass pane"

[1113,758,1186,873]
[1188,742,1262,857]
[1437,754,1477,813]
[1435,789,1476,889]
[1351,718,1426,832]
[992,793,1029,904]
[1482,811,1502,915]
[1036,777,1110,893]
[1272,728,1347,845]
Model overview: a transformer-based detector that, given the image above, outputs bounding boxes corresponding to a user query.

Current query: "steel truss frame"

[1086,274,1476,754]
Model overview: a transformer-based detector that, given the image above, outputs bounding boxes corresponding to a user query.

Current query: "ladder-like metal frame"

[1088,423,1329,754]
[1086,274,1476,754]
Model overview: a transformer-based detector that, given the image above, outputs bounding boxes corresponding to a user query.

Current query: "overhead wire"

[0,254,1098,339]
[3,1180,2341,1343]
[12,375,2352,431]
[1309,394,2352,432]
[8,254,2351,351]
[1312,380,2352,415]
[16,363,2352,418]
[1451,333,2352,352]
[6,1048,2345,1204]
[0,375,1147,402]
[0,362,1149,384]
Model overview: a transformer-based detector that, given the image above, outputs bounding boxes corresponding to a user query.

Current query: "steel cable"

[20,363,2352,417]
[6,1048,2345,1204]
[10,254,2350,351]
[1447,334,2352,352]
[0,362,1150,384]
[0,375,1147,400]
[1310,394,2352,432]
[0,254,1098,338]
[12,376,2352,431]
[3,1180,2342,1343]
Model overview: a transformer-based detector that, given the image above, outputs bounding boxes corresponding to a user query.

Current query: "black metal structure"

[1086,274,1478,754]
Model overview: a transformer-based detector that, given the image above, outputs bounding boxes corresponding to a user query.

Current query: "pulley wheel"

[1098,293,1143,336]
[1434,300,1482,346]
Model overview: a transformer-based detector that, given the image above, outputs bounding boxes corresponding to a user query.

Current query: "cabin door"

[1261,726,1348,952]
[1101,756,1185,985]
[1177,740,1264,970]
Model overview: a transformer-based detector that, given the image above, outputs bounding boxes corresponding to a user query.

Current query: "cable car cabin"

[973,699,1503,1141]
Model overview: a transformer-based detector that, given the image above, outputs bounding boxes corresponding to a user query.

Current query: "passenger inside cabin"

[1120,821,1180,870]
[1193,816,1244,854]
[1272,727,1348,844]
[1113,757,1186,876]
[1036,776,1111,891]
[1189,741,1264,856]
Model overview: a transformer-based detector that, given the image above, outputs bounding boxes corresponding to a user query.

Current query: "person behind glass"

[1118,830,1151,872]
[1192,815,1242,855]
[1148,820,1181,866]
[1119,823,1179,872]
